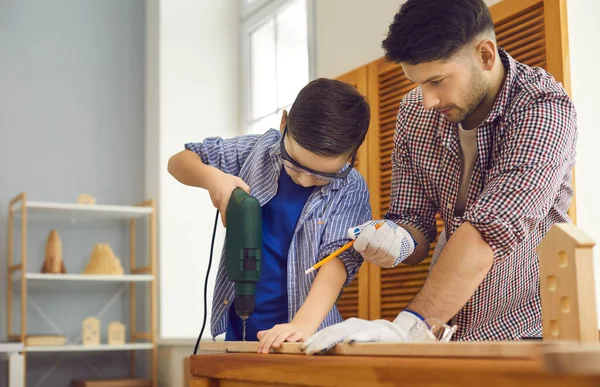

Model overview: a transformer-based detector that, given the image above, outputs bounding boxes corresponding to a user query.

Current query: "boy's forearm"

[167,149,219,189]
[292,257,347,332]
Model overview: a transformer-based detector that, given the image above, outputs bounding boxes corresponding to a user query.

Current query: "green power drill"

[225,187,262,341]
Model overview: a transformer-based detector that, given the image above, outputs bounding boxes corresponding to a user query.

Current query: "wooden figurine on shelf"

[41,229,67,274]
[82,316,101,346]
[82,243,124,275]
[108,321,126,345]
[77,193,96,205]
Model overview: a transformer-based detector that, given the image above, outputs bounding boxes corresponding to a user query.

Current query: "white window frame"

[239,0,316,134]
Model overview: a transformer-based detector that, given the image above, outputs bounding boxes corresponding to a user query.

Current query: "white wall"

[566,0,600,322]
[314,0,403,78]
[0,0,146,384]
[146,0,240,341]
[315,0,502,79]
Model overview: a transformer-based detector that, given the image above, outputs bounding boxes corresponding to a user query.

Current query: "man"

[303,0,577,353]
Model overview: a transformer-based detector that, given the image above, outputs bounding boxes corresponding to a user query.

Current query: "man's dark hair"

[382,0,495,65]
[287,78,370,157]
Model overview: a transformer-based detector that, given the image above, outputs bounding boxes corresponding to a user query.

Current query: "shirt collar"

[482,47,516,125]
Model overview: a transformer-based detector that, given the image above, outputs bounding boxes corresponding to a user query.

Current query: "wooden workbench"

[189,341,600,387]
[188,213,600,386]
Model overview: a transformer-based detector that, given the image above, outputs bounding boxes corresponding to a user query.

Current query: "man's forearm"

[293,257,347,332]
[405,221,494,323]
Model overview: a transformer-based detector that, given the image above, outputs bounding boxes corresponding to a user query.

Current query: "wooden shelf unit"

[6,192,158,387]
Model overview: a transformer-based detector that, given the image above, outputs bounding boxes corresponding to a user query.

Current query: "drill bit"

[242,318,247,341]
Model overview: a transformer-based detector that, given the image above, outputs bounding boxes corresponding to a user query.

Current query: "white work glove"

[348,220,416,268]
[302,311,454,355]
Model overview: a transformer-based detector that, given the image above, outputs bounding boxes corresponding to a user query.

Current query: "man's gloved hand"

[348,220,416,268]
[301,311,440,355]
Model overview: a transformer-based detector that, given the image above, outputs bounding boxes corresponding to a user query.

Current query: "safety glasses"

[280,125,356,182]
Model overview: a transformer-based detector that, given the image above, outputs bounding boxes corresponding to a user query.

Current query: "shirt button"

[223,299,229,305]
[447,203,452,210]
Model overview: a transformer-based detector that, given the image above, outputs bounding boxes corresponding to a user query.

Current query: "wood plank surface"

[332,341,544,358]
[199,340,545,359]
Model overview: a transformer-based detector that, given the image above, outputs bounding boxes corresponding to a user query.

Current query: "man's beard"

[446,72,488,123]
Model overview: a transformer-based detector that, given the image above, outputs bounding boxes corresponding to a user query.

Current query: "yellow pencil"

[305,223,383,274]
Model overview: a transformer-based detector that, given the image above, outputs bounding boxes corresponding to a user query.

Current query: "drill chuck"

[234,294,256,319]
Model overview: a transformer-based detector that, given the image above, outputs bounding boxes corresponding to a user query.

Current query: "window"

[241,0,314,134]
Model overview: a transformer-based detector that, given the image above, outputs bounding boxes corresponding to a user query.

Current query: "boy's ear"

[279,110,288,133]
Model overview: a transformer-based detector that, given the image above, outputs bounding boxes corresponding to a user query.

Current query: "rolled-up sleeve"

[318,178,372,286]
[185,134,261,176]
[462,96,577,261]
[384,103,438,244]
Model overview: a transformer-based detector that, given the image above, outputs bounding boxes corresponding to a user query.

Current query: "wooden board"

[199,341,303,354]
[199,340,544,359]
[333,341,544,358]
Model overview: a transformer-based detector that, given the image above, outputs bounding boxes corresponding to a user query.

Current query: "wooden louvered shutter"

[333,65,370,320]
[490,0,576,222]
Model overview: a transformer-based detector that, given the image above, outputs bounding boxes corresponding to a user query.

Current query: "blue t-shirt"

[225,167,314,341]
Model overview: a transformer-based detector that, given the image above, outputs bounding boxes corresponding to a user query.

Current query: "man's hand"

[205,169,250,227]
[301,311,444,355]
[348,220,416,268]
[256,322,315,354]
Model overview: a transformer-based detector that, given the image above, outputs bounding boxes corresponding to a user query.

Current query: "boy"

[167,78,372,353]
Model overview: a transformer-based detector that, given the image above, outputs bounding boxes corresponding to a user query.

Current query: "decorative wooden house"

[108,321,126,345]
[82,316,101,346]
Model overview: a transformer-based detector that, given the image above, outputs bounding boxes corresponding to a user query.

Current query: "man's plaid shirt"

[385,48,577,340]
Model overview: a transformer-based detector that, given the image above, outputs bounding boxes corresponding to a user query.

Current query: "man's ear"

[477,39,497,71]
[280,110,288,133]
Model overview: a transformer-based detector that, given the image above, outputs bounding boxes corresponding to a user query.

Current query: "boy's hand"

[206,168,251,227]
[256,322,316,354]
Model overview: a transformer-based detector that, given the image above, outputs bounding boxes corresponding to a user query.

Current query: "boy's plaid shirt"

[386,48,577,340]
[185,129,372,339]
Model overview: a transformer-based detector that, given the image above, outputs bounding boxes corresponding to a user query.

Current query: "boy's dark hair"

[287,78,370,157]
[382,0,495,65]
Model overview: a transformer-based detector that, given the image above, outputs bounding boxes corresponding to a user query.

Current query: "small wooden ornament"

[24,335,67,346]
[108,321,126,345]
[82,243,124,275]
[82,316,101,346]
[41,229,67,274]
[78,193,96,205]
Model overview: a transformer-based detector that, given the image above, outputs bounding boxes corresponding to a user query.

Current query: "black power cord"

[193,209,220,354]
